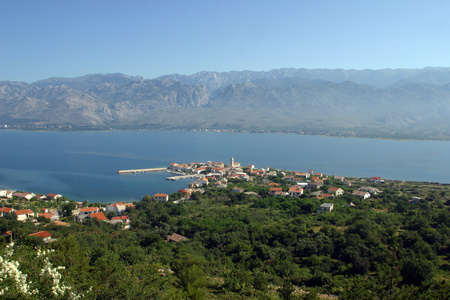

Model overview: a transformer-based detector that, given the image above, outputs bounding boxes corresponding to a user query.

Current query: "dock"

[117,167,167,174]
[166,174,205,181]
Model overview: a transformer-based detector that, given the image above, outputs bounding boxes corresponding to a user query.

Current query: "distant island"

[2,67,450,140]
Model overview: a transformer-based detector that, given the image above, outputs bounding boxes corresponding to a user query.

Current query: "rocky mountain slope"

[1,68,450,139]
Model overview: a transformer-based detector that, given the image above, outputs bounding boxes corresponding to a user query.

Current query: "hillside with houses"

[0,158,449,299]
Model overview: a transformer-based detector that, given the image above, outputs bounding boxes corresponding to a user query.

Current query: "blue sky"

[1,0,450,82]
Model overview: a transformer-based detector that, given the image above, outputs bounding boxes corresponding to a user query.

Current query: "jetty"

[117,167,167,174]
[166,174,205,181]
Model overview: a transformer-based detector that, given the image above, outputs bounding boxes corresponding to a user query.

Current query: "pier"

[166,174,205,181]
[117,167,167,174]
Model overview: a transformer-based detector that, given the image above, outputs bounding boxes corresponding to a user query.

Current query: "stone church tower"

[230,157,234,168]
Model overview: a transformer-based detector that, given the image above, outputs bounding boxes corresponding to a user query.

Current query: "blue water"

[0,130,449,203]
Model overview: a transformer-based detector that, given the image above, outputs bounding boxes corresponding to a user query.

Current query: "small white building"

[328,187,344,196]
[352,190,370,199]
[14,209,35,221]
[29,231,52,243]
[0,190,14,198]
[317,203,334,213]
[79,207,100,215]
[46,193,62,200]
[153,193,169,202]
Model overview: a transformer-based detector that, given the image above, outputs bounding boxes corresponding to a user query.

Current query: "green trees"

[0,180,449,298]
[401,256,435,286]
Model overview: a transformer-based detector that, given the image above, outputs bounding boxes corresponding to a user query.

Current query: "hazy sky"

[1,0,449,82]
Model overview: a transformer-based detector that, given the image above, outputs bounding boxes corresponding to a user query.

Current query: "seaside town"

[0,157,426,243]
[0,157,448,299]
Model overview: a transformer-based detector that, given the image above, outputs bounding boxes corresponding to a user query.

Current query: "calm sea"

[0,130,449,203]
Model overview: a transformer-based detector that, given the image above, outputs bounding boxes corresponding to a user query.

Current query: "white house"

[46,193,62,200]
[317,203,334,213]
[79,207,99,215]
[14,209,35,221]
[39,212,59,222]
[105,202,134,214]
[288,186,304,198]
[29,231,52,243]
[371,177,384,184]
[12,192,35,200]
[153,193,169,202]
[0,207,14,217]
[328,187,344,196]
[0,190,14,198]
[352,190,370,199]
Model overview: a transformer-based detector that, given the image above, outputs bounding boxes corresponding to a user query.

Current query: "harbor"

[117,166,204,181]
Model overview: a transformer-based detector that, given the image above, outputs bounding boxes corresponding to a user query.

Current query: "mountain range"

[1,67,450,139]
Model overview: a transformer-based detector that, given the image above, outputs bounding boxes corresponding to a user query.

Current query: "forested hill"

[2,68,450,139]
[0,175,449,298]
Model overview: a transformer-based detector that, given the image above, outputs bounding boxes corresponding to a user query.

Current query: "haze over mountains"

[1,67,450,139]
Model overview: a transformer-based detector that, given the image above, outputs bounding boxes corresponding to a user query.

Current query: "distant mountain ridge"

[157,67,450,91]
[1,67,450,139]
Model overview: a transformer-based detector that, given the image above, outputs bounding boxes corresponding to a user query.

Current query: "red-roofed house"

[12,192,35,200]
[89,212,107,221]
[328,187,344,196]
[195,167,207,174]
[177,189,192,199]
[34,195,46,200]
[29,230,52,243]
[14,209,35,221]
[0,207,14,217]
[46,193,62,200]
[112,215,130,222]
[371,177,384,184]
[39,212,59,221]
[320,193,333,198]
[284,176,295,182]
[269,187,283,195]
[111,215,130,226]
[79,207,99,215]
[153,193,169,202]
[53,220,70,226]
[232,187,244,193]
[295,172,310,179]
[197,178,209,186]
[288,186,304,198]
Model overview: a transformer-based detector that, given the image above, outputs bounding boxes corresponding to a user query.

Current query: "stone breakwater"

[116,167,167,174]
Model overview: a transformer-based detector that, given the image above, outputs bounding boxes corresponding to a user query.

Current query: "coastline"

[1,127,450,142]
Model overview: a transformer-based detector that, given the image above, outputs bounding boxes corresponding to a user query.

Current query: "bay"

[0,130,449,203]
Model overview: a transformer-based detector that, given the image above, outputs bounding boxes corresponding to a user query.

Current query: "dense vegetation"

[1,177,449,299]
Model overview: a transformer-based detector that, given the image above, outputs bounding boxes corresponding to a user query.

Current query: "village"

[1,156,426,244]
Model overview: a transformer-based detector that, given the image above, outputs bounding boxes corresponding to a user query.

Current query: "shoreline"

[1,128,450,142]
